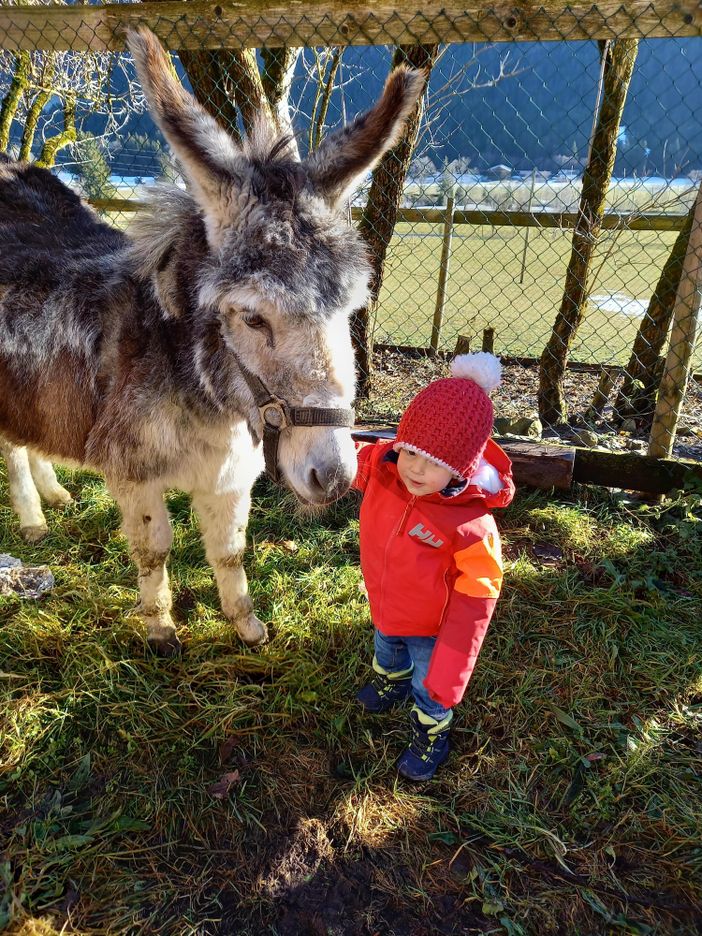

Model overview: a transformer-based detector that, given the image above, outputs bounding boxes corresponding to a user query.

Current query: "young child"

[353,353,514,781]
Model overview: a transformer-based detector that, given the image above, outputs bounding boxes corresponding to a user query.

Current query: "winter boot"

[397,706,452,781]
[356,659,413,713]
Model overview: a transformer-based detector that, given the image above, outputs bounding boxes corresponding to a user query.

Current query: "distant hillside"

[38,37,700,179]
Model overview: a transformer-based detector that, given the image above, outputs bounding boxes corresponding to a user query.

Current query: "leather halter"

[234,354,355,485]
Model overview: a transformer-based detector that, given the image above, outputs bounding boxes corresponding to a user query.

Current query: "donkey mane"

[128,183,203,281]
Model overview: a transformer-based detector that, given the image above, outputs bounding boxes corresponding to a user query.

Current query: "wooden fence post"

[430,184,456,354]
[586,365,619,420]
[482,327,495,353]
[648,179,702,459]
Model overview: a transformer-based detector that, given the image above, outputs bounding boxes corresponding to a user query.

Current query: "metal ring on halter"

[259,399,289,431]
[232,351,354,485]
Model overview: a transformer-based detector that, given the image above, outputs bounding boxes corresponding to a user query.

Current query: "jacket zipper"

[395,496,416,537]
[379,496,416,620]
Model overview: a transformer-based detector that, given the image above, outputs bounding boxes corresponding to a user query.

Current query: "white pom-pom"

[450,352,502,393]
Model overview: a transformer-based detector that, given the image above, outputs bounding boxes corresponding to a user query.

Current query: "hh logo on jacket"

[408,523,444,549]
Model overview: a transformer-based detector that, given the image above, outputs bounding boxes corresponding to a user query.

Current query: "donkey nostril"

[307,464,352,502]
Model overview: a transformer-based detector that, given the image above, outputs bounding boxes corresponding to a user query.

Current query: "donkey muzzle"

[234,352,354,488]
[261,398,355,486]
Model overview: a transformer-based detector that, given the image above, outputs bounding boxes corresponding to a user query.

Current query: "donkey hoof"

[237,613,268,647]
[46,488,73,508]
[147,632,182,657]
[21,524,49,544]
[145,612,181,656]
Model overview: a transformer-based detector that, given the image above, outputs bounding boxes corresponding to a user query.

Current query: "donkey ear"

[304,65,426,208]
[127,28,240,236]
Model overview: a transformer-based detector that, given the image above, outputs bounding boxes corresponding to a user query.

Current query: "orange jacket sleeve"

[423,524,504,708]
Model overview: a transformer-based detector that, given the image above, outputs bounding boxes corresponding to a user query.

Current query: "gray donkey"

[0,28,424,653]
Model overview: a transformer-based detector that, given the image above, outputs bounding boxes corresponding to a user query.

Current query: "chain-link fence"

[1,1,701,468]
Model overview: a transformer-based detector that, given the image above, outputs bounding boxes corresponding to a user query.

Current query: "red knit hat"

[395,352,502,480]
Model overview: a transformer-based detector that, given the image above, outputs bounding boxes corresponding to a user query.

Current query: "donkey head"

[128,29,425,504]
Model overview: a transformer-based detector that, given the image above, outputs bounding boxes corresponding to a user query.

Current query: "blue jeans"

[374,629,451,721]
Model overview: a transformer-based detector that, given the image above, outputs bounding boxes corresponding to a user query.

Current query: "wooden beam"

[498,439,574,490]
[444,209,689,233]
[352,428,575,490]
[573,447,702,494]
[430,185,456,354]
[354,427,702,494]
[0,1,700,53]
[93,197,690,234]
[648,179,702,458]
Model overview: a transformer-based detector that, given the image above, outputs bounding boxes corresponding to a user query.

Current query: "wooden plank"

[353,427,702,494]
[352,428,575,490]
[573,447,702,494]
[0,1,700,52]
[446,209,689,233]
[90,197,690,233]
[90,197,147,213]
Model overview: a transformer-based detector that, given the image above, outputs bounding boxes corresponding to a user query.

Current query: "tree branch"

[35,93,76,168]
[0,50,31,153]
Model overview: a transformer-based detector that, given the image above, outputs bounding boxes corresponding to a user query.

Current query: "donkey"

[0,27,424,653]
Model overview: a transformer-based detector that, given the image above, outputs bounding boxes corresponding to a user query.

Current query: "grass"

[1,466,702,935]
[373,221,702,367]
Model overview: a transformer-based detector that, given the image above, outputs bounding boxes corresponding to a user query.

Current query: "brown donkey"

[0,28,424,653]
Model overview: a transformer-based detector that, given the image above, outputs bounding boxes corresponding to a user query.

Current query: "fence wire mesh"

[1,1,701,467]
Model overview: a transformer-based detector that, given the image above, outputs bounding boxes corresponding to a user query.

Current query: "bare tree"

[353,44,439,392]
[538,39,638,425]
[0,45,144,168]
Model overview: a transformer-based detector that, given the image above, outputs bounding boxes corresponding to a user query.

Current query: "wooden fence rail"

[91,197,690,233]
[0,1,701,52]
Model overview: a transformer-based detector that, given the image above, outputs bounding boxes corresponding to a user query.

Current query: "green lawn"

[374,222,700,367]
[105,199,698,372]
[1,466,701,934]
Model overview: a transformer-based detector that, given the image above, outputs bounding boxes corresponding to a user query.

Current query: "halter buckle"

[260,399,289,431]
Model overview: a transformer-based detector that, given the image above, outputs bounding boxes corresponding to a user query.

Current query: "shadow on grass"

[1,474,701,934]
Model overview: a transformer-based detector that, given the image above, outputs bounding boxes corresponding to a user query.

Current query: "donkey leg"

[191,489,267,647]
[0,438,48,543]
[110,482,179,656]
[28,452,73,507]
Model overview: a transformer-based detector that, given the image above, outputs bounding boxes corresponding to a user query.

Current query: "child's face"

[394,446,455,496]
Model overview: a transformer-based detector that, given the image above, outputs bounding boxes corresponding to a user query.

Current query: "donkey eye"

[243,312,267,330]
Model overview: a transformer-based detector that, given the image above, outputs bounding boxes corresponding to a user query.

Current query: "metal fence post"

[430,183,456,355]
[518,168,537,285]
[648,179,702,459]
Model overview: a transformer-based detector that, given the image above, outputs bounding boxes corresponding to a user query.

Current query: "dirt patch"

[248,821,488,936]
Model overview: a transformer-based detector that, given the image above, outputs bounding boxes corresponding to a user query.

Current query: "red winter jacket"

[353,438,514,708]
